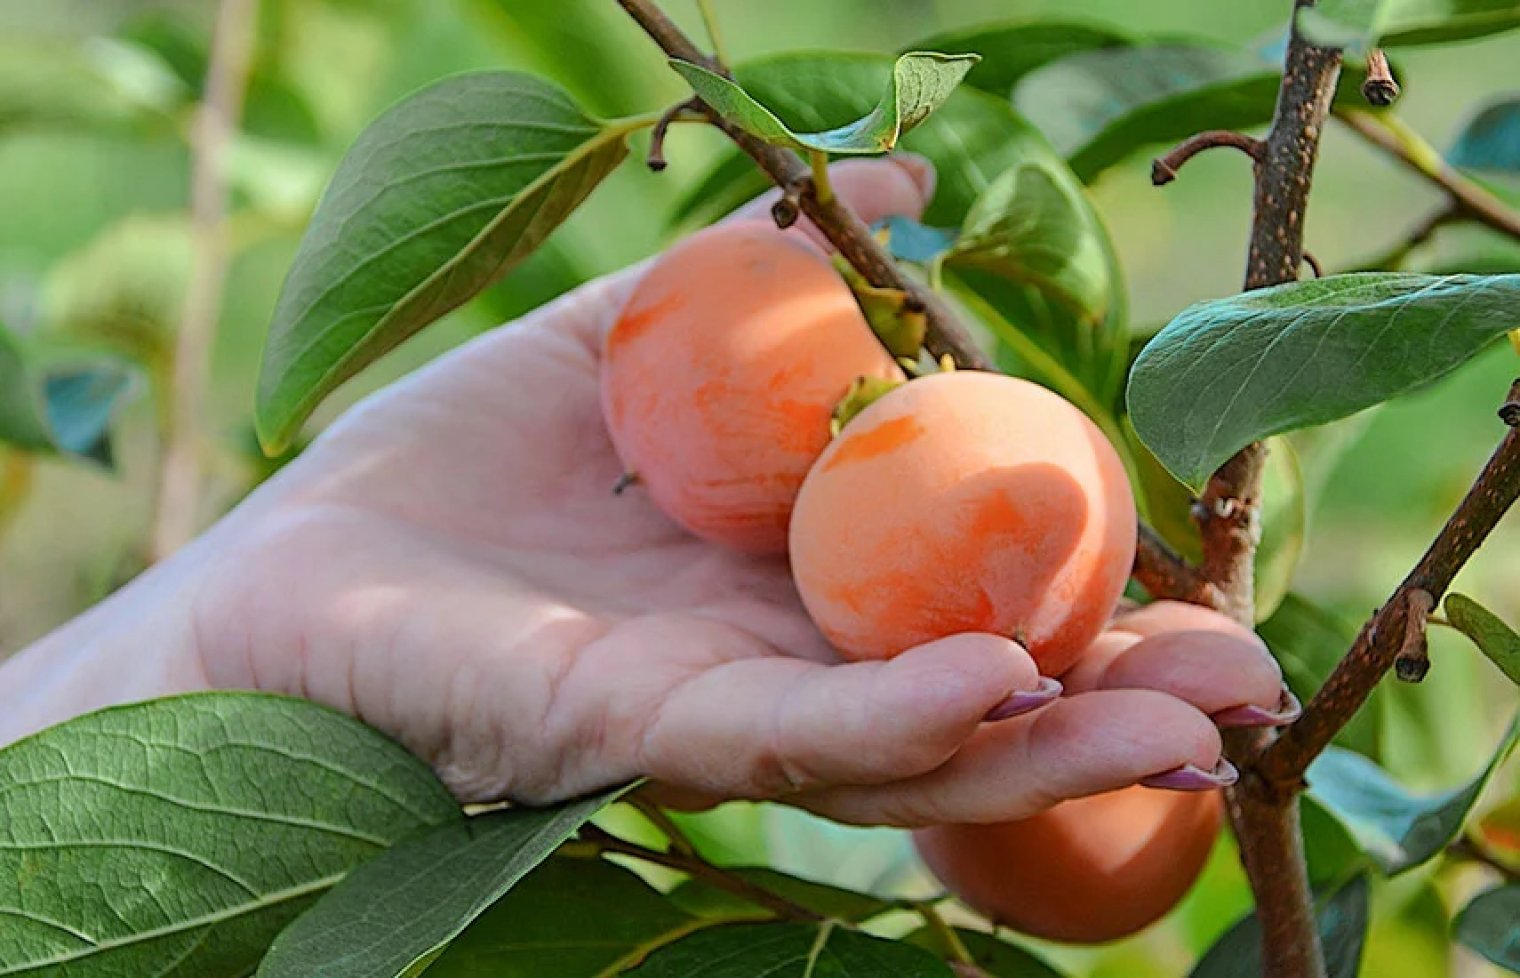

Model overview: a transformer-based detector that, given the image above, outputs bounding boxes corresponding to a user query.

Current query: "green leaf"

[0,324,135,464]
[1189,874,1370,978]
[624,922,955,977]
[1127,273,1520,491]
[946,161,1113,324]
[1300,0,1520,51]
[907,20,1132,100]
[1014,44,1279,183]
[1305,716,1520,875]
[1445,593,1520,686]
[1259,594,1383,759]
[423,857,698,976]
[1255,438,1307,622]
[0,692,459,978]
[668,868,891,923]
[1450,97,1520,175]
[903,926,1065,977]
[1454,885,1520,971]
[255,71,632,452]
[669,52,979,156]
[257,785,630,977]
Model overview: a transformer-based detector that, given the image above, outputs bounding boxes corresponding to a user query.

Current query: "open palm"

[191,160,1282,825]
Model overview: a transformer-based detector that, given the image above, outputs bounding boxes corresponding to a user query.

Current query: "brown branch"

[150,0,259,562]
[1133,525,1224,609]
[1301,251,1323,278]
[646,97,703,172]
[1261,397,1520,785]
[1192,5,1343,976]
[615,0,990,372]
[1151,131,1264,186]
[1337,109,1520,244]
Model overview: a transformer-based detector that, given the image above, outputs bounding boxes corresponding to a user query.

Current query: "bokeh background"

[0,2,1517,975]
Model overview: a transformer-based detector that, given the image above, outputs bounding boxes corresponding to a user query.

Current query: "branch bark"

[150,0,259,562]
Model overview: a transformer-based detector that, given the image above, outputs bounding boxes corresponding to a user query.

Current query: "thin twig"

[582,824,820,921]
[629,796,700,857]
[1358,202,1460,271]
[150,0,259,562]
[1262,414,1520,785]
[1361,49,1399,106]
[1394,588,1434,682]
[1337,108,1520,244]
[1151,130,1264,186]
[696,0,729,66]
[1133,525,1224,609]
[1301,251,1323,278]
[647,97,704,172]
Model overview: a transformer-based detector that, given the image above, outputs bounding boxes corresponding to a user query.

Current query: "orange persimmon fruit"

[788,371,1136,675]
[600,220,903,553]
[914,786,1223,943]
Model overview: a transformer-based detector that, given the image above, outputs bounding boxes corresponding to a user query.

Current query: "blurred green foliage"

[0,1,1517,974]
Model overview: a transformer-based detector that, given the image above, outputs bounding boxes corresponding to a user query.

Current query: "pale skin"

[0,158,1289,826]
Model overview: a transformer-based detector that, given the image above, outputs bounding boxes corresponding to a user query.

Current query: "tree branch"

[1337,108,1520,244]
[150,0,259,562]
[1195,5,1343,976]
[1260,402,1520,785]
[1133,525,1224,609]
[1151,130,1264,186]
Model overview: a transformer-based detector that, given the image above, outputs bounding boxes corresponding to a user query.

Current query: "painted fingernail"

[984,677,1063,722]
[1140,757,1239,791]
[1212,687,1303,728]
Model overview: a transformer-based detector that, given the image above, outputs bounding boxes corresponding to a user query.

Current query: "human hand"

[2,158,1289,825]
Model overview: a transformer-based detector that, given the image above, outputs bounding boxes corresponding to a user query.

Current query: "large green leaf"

[1454,885,1520,971]
[905,20,1132,100]
[257,786,629,977]
[424,857,698,976]
[1014,44,1279,183]
[903,927,1065,977]
[1445,593,1520,686]
[1300,0,1520,50]
[0,693,459,978]
[255,71,633,452]
[1127,273,1520,491]
[1450,96,1520,174]
[670,52,978,156]
[1305,717,1520,875]
[1189,874,1370,978]
[668,868,891,924]
[947,160,1112,324]
[623,922,955,977]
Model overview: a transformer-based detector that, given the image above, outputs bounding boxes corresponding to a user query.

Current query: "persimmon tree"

[3,1,1520,976]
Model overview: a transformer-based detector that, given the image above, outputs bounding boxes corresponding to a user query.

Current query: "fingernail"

[887,152,937,199]
[1212,687,1303,728]
[1140,757,1239,791]
[984,677,1062,722]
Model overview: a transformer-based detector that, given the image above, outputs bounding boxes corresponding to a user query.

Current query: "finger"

[1082,629,1287,719]
[630,630,1047,797]
[1111,600,1261,644]
[795,689,1228,826]
[1058,629,1142,693]
[730,154,936,248]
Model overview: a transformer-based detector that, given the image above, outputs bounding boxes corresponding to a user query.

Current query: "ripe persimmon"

[914,786,1223,943]
[788,371,1136,675]
[600,221,903,553]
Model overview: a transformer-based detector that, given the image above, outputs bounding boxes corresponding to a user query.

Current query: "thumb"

[730,153,937,249]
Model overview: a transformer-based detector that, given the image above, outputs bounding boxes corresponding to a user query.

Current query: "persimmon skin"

[788,371,1136,674]
[913,787,1223,943]
[600,221,903,553]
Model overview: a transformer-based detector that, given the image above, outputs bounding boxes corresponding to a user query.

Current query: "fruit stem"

[913,901,976,966]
